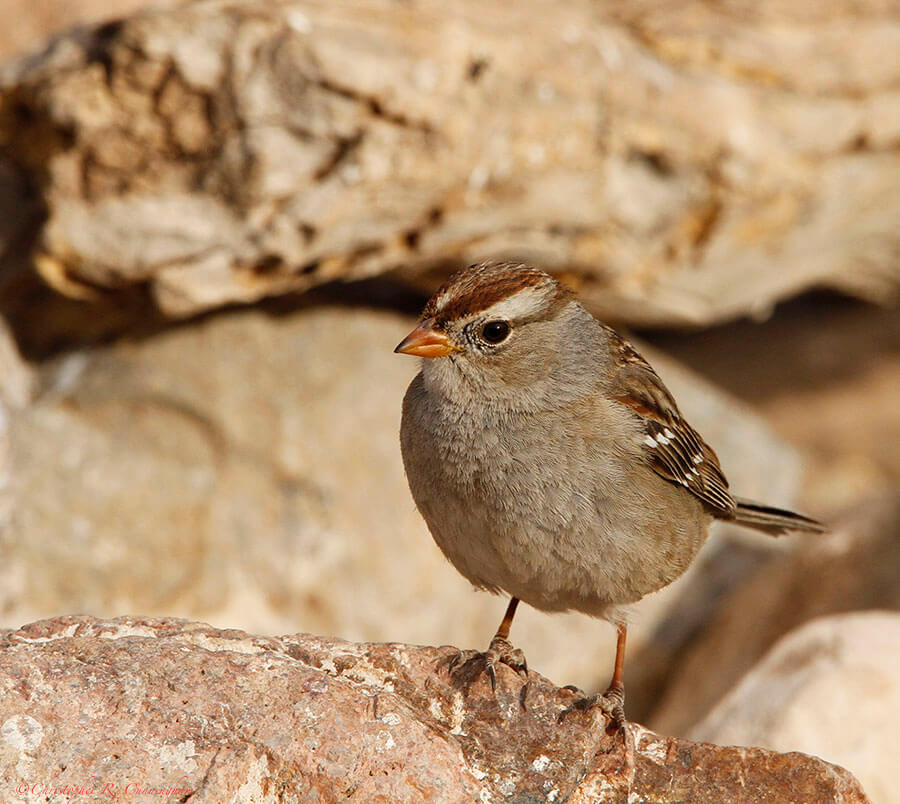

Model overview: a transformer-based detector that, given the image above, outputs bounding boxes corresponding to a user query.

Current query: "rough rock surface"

[648,493,900,735]
[692,611,900,804]
[1,0,898,347]
[0,616,871,803]
[0,302,808,697]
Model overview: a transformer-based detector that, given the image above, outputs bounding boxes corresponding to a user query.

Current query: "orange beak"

[394,318,458,358]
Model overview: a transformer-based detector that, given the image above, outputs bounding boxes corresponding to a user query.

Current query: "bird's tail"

[732,497,826,536]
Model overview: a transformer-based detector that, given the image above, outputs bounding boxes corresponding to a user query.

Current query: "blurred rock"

[0,616,871,803]
[0,301,807,696]
[648,295,900,518]
[0,0,176,62]
[1,305,434,644]
[649,493,900,736]
[692,611,900,804]
[0,318,34,410]
[1,0,899,352]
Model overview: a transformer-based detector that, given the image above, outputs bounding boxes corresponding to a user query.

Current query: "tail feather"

[732,497,826,536]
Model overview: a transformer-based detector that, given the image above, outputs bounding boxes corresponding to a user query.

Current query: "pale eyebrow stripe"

[476,284,557,320]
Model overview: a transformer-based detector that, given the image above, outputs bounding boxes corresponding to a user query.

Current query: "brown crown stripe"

[424,262,567,324]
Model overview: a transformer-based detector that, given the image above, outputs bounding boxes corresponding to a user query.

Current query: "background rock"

[692,612,900,804]
[0,616,872,803]
[0,0,177,63]
[0,0,898,353]
[647,493,900,734]
[0,298,807,696]
[0,4,895,797]
[648,296,900,515]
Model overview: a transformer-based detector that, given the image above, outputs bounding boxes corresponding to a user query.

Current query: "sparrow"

[395,261,824,723]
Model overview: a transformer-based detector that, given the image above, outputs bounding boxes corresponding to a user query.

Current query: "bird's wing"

[604,327,736,517]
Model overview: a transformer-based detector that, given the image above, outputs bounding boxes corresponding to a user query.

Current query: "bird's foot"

[447,635,528,694]
[483,635,528,689]
[559,681,626,732]
[599,681,626,728]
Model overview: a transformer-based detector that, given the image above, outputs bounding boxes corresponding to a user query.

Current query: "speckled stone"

[0,616,871,803]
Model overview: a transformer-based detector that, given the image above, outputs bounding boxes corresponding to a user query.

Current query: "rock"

[0,0,178,62]
[692,611,900,804]
[0,318,35,410]
[1,0,899,350]
[646,296,900,516]
[0,301,807,697]
[0,616,871,803]
[648,493,900,736]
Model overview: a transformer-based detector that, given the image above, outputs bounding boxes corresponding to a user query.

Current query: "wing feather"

[604,327,736,518]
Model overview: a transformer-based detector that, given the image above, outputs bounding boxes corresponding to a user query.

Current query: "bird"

[394,260,824,724]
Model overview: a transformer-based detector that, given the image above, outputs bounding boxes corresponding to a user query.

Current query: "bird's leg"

[495,596,519,641]
[600,622,627,726]
[448,597,528,692]
[599,623,633,763]
[483,597,528,689]
[559,623,628,729]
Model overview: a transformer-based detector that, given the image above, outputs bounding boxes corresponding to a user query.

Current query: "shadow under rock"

[644,291,900,402]
[0,269,429,362]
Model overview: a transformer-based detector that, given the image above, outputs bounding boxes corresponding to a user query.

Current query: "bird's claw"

[445,636,529,702]
[484,635,528,689]
[601,682,626,729]
[445,648,465,675]
[558,682,626,731]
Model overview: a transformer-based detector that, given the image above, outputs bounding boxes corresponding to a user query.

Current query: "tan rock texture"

[692,612,900,804]
[648,493,900,736]
[0,302,807,695]
[1,0,898,344]
[0,616,872,803]
[0,0,178,62]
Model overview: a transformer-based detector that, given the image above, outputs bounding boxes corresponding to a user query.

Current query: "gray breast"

[399,371,710,615]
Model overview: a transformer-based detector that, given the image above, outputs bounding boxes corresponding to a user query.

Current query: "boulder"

[1,0,898,352]
[692,611,900,804]
[0,0,177,62]
[648,493,900,735]
[645,297,900,517]
[0,616,871,803]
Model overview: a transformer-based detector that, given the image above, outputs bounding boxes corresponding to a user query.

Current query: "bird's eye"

[480,320,511,344]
